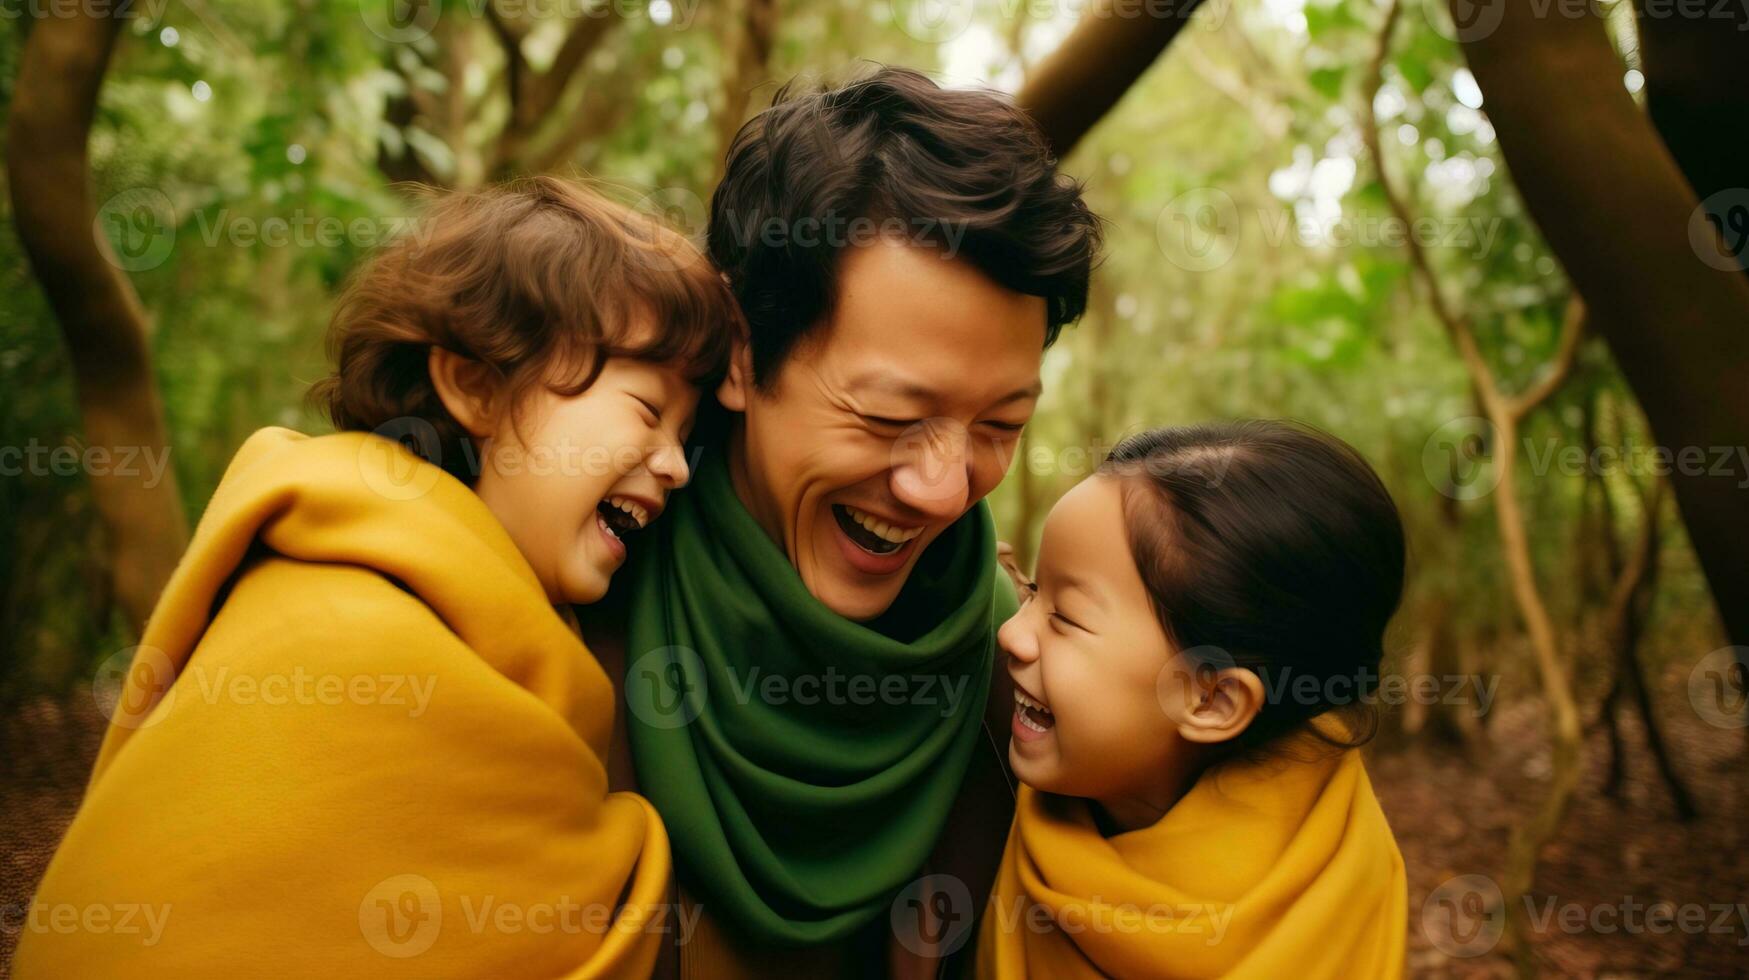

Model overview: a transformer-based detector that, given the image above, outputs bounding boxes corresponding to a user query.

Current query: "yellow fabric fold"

[14,428,671,979]
[977,748,1405,979]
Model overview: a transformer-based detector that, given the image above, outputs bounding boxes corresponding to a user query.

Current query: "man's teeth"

[605,495,649,528]
[842,505,924,545]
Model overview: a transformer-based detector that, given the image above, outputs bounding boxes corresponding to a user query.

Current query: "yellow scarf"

[15,428,671,979]
[977,748,1404,979]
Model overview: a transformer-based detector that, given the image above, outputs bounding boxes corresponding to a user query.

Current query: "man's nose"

[889,418,971,520]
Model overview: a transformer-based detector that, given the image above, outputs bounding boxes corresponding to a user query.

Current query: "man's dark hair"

[707,65,1103,388]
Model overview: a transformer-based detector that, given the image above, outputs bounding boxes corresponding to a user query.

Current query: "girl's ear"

[428,348,499,439]
[715,338,753,413]
[1176,667,1265,745]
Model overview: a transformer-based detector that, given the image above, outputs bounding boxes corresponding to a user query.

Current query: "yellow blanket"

[14,428,671,979]
[977,748,1405,979]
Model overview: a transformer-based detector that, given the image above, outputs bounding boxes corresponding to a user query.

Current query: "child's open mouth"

[1013,688,1055,741]
[595,495,651,559]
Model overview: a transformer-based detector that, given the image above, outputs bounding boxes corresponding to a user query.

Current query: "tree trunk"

[1453,0,1749,653]
[8,8,188,637]
[1635,0,1749,254]
[1016,0,1207,157]
[710,0,777,191]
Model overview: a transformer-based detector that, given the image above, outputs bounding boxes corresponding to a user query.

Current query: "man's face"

[719,237,1046,621]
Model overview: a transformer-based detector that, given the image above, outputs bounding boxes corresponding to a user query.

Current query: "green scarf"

[624,439,1015,947]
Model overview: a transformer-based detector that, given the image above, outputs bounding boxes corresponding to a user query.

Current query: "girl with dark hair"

[978,420,1409,978]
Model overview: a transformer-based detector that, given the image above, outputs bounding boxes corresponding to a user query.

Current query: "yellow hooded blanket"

[14,428,671,979]
[977,748,1405,979]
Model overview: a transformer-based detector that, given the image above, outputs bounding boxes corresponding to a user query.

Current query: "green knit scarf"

[623,440,1013,947]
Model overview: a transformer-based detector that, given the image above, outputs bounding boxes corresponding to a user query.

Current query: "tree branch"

[1455,0,1749,647]
[1016,0,1206,158]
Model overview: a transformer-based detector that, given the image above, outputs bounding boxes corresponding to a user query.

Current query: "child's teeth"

[607,495,648,528]
[844,505,923,544]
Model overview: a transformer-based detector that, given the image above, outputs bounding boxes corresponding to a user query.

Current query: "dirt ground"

[3,674,1745,978]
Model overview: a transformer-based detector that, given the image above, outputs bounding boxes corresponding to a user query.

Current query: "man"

[587,65,1101,977]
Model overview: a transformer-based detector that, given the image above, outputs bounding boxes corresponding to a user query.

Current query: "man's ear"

[715,338,753,413]
[1176,666,1265,745]
[428,347,499,439]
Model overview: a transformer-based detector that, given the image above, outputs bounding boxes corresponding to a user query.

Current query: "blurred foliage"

[0,0,1722,702]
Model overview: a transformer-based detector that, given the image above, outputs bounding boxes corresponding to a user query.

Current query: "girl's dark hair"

[708,65,1103,388]
[1098,420,1407,753]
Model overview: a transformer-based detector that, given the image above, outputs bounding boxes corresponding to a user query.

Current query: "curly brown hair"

[311,176,739,480]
